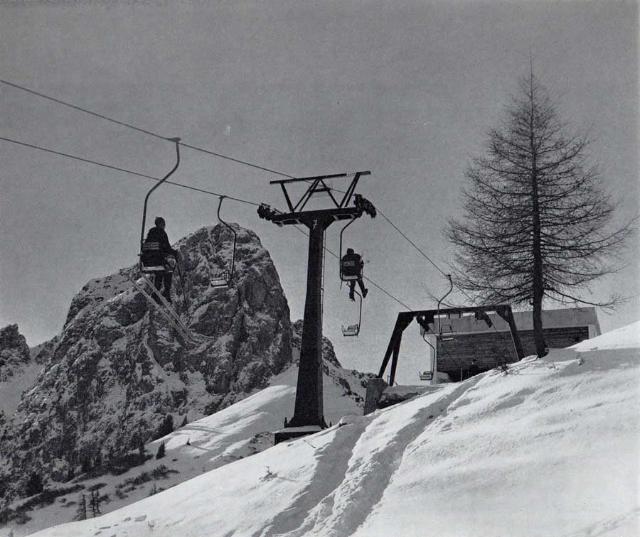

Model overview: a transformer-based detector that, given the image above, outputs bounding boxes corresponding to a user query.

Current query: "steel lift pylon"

[258,171,376,442]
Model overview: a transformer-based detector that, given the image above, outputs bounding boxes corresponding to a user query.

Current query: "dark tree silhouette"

[75,493,87,521]
[156,414,174,439]
[90,490,101,517]
[448,70,634,356]
[138,440,146,464]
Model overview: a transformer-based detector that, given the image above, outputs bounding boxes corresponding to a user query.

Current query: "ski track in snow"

[260,381,478,537]
[557,508,640,537]
[256,423,367,537]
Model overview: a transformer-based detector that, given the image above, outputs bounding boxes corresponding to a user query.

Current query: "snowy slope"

[571,320,640,351]
[25,322,640,537]
[2,361,365,537]
[156,362,365,468]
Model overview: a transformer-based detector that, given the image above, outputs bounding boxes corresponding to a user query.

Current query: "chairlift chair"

[338,217,364,282]
[140,240,168,274]
[337,214,366,336]
[341,290,362,337]
[340,257,363,282]
[210,270,230,288]
[419,371,433,381]
[435,274,455,343]
[210,196,237,288]
[342,323,360,337]
[414,275,454,383]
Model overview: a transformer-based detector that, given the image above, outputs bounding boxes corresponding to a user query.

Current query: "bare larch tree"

[448,71,633,357]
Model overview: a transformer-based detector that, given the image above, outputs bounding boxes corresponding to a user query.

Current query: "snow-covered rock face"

[0,325,47,422]
[0,224,294,502]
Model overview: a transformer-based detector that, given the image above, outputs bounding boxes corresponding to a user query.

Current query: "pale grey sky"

[0,0,637,373]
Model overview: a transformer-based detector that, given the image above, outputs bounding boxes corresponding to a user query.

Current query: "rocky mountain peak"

[0,324,30,378]
[0,223,294,500]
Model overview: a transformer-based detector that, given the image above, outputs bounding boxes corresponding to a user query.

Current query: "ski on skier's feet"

[131,277,195,344]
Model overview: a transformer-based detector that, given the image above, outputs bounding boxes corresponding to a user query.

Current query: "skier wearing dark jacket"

[143,216,179,302]
[341,248,368,301]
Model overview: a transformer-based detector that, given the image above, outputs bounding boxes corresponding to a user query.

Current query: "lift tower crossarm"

[269,171,370,213]
[268,207,363,227]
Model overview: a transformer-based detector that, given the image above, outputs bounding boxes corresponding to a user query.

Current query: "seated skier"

[341,248,368,301]
[143,216,179,303]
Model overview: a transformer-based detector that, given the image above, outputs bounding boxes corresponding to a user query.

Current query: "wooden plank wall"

[438,326,590,381]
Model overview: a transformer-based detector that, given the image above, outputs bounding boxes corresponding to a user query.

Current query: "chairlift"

[419,327,436,382]
[436,274,454,337]
[415,274,454,382]
[342,324,360,337]
[134,138,196,342]
[341,290,362,337]
[139,137,181,275]
[210,196,237,288]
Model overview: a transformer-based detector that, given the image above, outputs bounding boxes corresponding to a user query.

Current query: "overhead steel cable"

[178,140,294,178]
[376,210,450,279]
[362,274,414,311]
[0,79,167,141]
[0,78,293,179]
[0,135,260,207]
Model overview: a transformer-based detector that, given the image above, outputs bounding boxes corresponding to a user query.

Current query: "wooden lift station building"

[431,307,601,381]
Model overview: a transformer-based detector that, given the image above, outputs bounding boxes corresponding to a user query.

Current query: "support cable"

[0,78,294,178]
[0,135,260,207]
[377,210,450,279]
[179,140,294,178]
[376,208,477,305]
